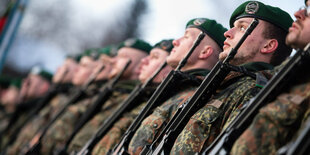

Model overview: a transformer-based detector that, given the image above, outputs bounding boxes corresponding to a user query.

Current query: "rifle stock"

[202,43,310,155]
[108,32,206,155]
[141,18,259,155]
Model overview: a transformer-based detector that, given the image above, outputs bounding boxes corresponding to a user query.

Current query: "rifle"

[202,43,310,155]
[55,60,132,155]
[107,32,206,155]
[75,62,167,155]
[277,116,310,155]
[140,18,259,155]
[23,65,106,155]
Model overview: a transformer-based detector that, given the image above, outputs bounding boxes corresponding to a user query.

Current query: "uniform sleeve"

[231,82,310,155]
[128,89,196,155]
[171,77,260,154]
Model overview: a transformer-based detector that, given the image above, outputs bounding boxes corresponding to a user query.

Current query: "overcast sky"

[5,0,305,73]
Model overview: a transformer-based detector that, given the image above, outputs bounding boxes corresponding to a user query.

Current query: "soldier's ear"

[261,39,278,54]
[199,45,213,59]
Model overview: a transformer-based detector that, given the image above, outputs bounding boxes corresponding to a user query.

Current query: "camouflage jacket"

[171,62,274,155]
[6,82,101,155]
[231,62,310,155]
[92,84,159,154]
[128,69,210,155]
[67,80,139,153]
[6,91,72,155]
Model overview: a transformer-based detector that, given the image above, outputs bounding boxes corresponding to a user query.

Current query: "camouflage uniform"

[39,82,107,154]
[170,62,273,154]
[128,69,210,155]
[92,85,158,154]
[0,97,42,148]
[5,83,85,154]
[67,80,139,153]
[0,107,8,132]
[231,64,310,155]
[6,91,72,154]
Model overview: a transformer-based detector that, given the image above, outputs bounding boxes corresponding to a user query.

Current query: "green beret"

[83,44,119,60]
[153,39,174,53]
[230,1,293,32]
[118,38,152,54]
[0,75,12,88]
[10,78,22,88]
[0,75,22,88]
[30,66,53,82]
[186,18,227,49]
[67,55,81,62]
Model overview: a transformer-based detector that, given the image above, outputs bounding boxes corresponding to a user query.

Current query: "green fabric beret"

[0,75,13,88]
[153,39,174,53]
[68,45,118,62]
[186,18,227,49]
[118,38,152,54]
[230,1,293,32]
[10,78,22,88]
[30,66,53,82]
[67,55,81,62]
[0,75,22,88]
[82,45,118,60]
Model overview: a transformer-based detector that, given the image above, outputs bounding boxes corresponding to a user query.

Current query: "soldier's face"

[53,58,78,83]
[109,48,147,79]
[95,55,113,81]
[0,86,19,106]
[72,56,97,86]
[167,28,203,69]
[286,2,310,49]
[139,48,169,83]
[20,75,50,100]
[220,18,267,65]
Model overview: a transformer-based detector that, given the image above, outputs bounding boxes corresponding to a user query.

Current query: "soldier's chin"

[219,53,227,61]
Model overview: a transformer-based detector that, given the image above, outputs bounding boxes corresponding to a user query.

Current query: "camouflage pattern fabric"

[128,87,197,155]
[40,95,96,154]
[231,81,310,155]
[67,80,138,153]
[92,102,147,154]
[6,92,71,155]
[171,62,273,154]
[92,85,158,154]
[0,110,10,148]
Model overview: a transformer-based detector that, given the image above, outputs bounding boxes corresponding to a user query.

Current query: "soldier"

[91,39,174,154]
[0,67,53,151]
[19,66,53,102]
[0,75,21,132]
[0,76,21,114]
[34,39,150,154]
[65,39,152,153]
[128,18,227,155]
[4,59,78,154]
[170,1,293,154]
[231,0,310,154]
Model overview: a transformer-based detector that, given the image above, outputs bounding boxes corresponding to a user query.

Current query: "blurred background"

[0,0,304,78]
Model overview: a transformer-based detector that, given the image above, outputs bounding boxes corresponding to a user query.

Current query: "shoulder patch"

[208,99,223,109]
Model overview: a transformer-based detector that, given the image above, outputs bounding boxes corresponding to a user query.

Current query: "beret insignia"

[124,38,136,47]
[193,18,206,26]
[245,1,259,14]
